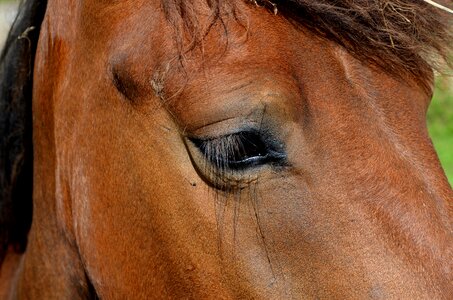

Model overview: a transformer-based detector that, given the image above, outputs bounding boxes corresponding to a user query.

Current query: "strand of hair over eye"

[422,0,453,14]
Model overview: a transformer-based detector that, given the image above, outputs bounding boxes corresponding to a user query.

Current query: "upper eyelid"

[190,131,287,167]
[186,127,261,141]
[190,130,262,149]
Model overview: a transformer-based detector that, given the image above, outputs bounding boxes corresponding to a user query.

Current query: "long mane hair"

[0,0,47,262]
[0,0,451,263]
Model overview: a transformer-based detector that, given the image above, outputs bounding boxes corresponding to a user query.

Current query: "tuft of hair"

[276,0,452,89]
[0,0,47,263]
[163,0,452,90]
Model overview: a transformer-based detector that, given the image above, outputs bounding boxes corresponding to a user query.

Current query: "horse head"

[1,0,452,298]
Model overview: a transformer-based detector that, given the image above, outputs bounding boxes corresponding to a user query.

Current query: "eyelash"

[190,131,287,172]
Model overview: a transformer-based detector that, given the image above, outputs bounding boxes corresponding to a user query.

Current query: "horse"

[0,0,452,298]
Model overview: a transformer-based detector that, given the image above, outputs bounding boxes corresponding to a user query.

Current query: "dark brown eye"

[190,130,287,171]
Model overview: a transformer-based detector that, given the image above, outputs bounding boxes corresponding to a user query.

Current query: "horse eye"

[189,131,286,171]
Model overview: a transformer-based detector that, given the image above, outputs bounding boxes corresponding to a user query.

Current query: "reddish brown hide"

[0,0,452,299]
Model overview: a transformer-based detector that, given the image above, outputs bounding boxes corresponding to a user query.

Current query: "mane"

[164,0,453,90]
[0,0,47,262]
[277,0,452,88]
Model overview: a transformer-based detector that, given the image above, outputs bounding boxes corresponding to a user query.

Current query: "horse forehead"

[98,3,341,105]
[82,0,332,62]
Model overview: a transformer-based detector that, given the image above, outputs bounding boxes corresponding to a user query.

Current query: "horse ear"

[0,0,47,262]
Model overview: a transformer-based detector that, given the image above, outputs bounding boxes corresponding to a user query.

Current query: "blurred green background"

[428,77,453,186]
[0,0,452,185]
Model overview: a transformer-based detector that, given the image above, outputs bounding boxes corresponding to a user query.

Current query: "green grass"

[428,77,453,186]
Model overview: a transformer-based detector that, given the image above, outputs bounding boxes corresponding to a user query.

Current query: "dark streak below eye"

[110,65,141,103]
